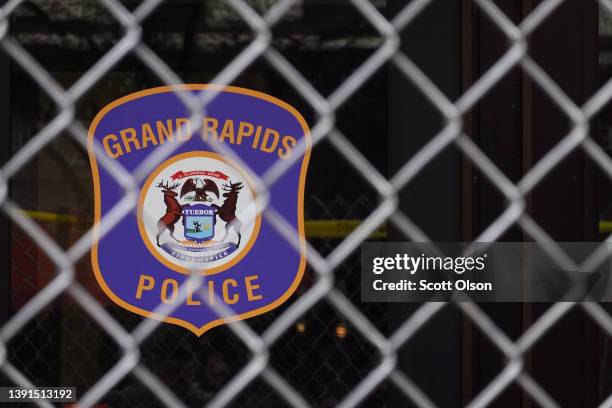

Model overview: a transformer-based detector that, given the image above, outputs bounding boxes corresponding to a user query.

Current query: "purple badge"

[88,85,311,335]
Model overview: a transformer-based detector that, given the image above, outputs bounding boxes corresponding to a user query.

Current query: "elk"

[211,181,243,247]
[156,180,182,246]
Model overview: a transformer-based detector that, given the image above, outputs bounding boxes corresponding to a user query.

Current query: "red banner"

[170,170,229,181]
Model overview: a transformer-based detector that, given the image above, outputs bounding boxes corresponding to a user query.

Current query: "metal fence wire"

[4,0,612,407]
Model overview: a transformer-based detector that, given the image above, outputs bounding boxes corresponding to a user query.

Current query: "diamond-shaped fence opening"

[269,300,385,405]
[4,0,612,407]
[232,378,300,408]
[9,0,128,82]
[128,324,253,406]
[5,293,124,391]
[524,305,607,404]
[137,2,259,77]
[267,1,386,98]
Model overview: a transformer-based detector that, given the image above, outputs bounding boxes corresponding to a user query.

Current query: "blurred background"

[2,0,612,406]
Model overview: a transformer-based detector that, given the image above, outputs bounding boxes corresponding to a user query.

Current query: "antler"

[157,179,180,190]
[222,180,243,191]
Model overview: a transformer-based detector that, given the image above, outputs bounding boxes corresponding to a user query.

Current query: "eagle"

[180,178,219,201]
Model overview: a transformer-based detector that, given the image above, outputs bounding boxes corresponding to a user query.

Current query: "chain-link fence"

[4,0,612,407]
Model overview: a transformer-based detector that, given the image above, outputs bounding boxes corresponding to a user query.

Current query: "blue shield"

[183,204,216,242]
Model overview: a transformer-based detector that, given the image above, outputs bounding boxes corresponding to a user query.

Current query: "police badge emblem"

[88,85,310,335]
[139,152,259,270]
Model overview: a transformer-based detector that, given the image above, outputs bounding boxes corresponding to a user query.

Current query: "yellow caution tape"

[22,210,79,224]
[600,221,612,233]
[305,219,387,238]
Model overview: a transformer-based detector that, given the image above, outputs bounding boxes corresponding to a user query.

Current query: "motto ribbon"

[170,170,229,180]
